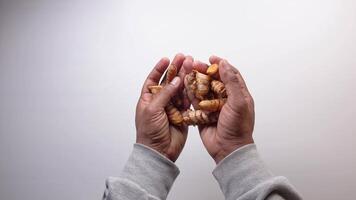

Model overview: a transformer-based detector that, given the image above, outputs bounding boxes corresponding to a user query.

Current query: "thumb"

[219,60,243,99]
[152,77,181,108]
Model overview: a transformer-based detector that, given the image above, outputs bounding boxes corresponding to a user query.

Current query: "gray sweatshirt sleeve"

[103,143,179,200]
[212,144,303,200]
[104,143,302,200]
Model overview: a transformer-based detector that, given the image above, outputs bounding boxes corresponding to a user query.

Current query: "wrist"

[212,144,275,200]
[136,138,163,154]
[116,143,179,200]
[214,138,254,164]
[136,137,174,161]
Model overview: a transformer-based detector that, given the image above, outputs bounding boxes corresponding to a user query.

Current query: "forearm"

[213,144,302,200]
[103,144,179,200]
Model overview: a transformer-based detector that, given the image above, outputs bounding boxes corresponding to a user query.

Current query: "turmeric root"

[211,80,226,97]
[199,98,226,112]
[195,70,210,100]
[166,103,184,125]
[185,71,197,93]
[163,64,185,107]
[206,64,219,76]
[182,109,217,126]
[148,60,228,126]
[148,85,183,126]
[162,64,178,85]
[148,85,163,94]
[172,93,183,108]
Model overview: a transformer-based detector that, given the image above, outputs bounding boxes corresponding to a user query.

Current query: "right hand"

[135,54,193,162]
[185,56,255,164]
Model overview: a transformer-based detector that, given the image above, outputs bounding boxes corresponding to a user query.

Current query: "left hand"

[185,56,255,164]
[135,53,193,162]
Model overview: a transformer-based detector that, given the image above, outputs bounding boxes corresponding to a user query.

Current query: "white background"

[1,0,356,199]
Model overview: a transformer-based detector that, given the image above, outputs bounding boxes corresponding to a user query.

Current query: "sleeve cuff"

[119,143,180,200]
[212,144,273,199]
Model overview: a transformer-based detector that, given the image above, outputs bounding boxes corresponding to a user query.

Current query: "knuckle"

[226,72,239,84]
[164,84,177,96]
[167,82,176,88]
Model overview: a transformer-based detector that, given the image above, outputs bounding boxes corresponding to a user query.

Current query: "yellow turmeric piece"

[211,80,226,97]
[194,70,210,100]
[199,98,226,112]
[185,70,196,90]
[148,85,163,94]
[206,64,219,76]
[166,103,184,125]
[182,109,217,126]
[164,64,178,84]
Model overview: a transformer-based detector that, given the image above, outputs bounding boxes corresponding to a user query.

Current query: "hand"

[135,53,193,162]
[186,56,255,164]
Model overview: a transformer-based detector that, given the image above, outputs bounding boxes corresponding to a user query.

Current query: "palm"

[199,126,218,158]
[188,56,255,163]
[199,105,238,159]
[167,125,187,161]
[135,54,192,162]
[136,91,188,161]
[151,108,187,161]
[199,101,253,160]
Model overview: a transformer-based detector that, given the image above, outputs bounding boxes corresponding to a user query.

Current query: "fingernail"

[171,77,180,86]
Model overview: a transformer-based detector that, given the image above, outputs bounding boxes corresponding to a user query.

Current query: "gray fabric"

[104,143,302,200]
[213,144,302,200]
[103,143,179,200]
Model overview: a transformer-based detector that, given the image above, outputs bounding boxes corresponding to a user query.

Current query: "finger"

[209,55,223,65]
[182,89,191,110]
[182,55,194,73]
[193,60,209,74]
[219,60,244,99]
[208,55,223,80]
[160,53,185,84]
[141,57,170,95]
[184,75,200,109]
[151,77,181,108]
[168,56,193,110]
[177,56,193,89]
[220,60,252,99]
[171,53,185,72]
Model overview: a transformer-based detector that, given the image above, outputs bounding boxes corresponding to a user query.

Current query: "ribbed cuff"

[119,143,180,200]
[212,144,273,200]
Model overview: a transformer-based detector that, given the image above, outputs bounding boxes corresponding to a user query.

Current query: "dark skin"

[135,53,193,162]
[136,54,255,164]
[185,56,255,163]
